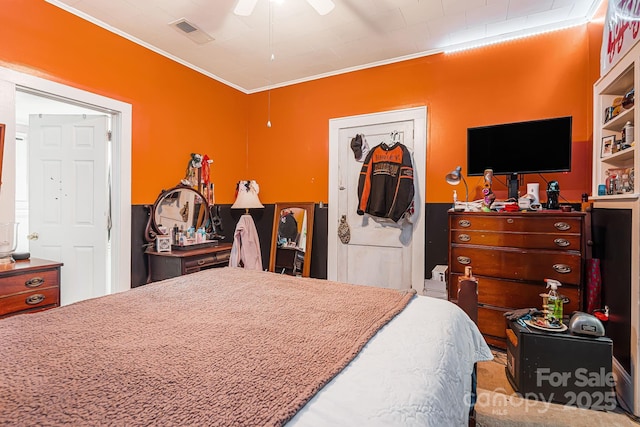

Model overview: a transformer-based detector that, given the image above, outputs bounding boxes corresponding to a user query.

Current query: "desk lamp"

[446,166,469,211]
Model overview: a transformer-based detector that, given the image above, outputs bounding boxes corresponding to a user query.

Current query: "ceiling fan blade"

[234,0,259,16]
[306,0,335,15]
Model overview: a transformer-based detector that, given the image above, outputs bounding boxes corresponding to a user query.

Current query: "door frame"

[327,106,427,292]
[0,66,132,295]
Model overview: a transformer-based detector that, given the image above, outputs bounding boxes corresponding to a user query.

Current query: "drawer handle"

[25,294,46,305]
[458,220,471,228]
[507,218,514,224]
[457,256,471,265]
[197,259,206,266]
[554,238,570,247]
[553,264,572,274]
[25,277,45,288]
[554,222,571,231]
[458,233,471,242]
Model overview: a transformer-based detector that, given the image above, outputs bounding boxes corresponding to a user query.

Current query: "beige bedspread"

[0,267,414,426]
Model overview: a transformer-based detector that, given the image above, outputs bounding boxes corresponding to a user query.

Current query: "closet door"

[328,107,426,292]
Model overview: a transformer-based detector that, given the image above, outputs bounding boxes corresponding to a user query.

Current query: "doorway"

[0,66,132,300]
[327,107,427,293]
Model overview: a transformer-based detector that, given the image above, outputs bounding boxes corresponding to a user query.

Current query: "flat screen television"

[467,116,572,199]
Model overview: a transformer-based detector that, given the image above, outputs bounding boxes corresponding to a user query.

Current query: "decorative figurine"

[546,180,560,209]
[482,169,495,210]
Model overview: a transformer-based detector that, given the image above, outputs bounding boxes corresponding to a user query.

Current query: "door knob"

[27,232,39,240]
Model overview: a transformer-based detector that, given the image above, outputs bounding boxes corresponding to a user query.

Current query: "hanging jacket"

[357,142,414,222]
[229,214,263,270]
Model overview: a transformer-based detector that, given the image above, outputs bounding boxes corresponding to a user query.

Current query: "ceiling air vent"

[169,18,214,45]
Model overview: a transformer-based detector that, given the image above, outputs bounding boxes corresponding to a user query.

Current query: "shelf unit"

[593,60,637,200]
[592,41,640,415]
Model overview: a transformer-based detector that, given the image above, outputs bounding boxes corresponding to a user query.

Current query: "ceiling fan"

[234,0,335,16]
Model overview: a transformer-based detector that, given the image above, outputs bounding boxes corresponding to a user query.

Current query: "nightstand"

[0,258,63,318]
[146,243,232,283]
[506,319,614,410]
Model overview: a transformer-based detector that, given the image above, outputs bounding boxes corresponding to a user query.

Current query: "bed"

[0,267,492,426]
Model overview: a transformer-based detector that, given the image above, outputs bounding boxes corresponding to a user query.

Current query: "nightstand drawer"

[0,270,60,295]
[0,287,60,316]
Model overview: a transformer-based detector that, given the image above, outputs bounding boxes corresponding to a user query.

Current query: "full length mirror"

[145,185,210,242]
[269,202,315,277]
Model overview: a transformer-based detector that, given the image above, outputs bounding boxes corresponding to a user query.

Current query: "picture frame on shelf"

[601,135,615,158]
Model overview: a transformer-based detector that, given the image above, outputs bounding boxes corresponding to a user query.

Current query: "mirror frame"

[144,184,210,243]
[269,202,315,277]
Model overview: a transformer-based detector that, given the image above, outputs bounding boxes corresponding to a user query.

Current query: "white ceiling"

[47,0,603,93]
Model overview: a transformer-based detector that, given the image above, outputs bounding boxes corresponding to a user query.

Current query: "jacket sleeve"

[389,145,415,222]
[357,147,376,215]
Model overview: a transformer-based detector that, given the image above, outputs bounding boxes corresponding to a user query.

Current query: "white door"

[28,114,109,305]
[328,107,426,292]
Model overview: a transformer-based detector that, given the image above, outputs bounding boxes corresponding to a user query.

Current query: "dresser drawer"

[0,269,60,296]
[450,274,581,312]
[478,306,509,340]
[0,287,60,316]
[451,230,581,251]
[451,215,583,234]
[450,246,582,285]
[183,249,230,272]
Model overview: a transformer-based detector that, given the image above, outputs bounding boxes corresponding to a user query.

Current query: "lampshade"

[445,166,463,185]
[232,180,264,210]
[445,166,469,209]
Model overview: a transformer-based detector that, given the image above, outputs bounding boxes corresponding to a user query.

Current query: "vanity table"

[145,184,230,283]
[273,246,305,276]
[146,243,232,283]
[0,258,63,318]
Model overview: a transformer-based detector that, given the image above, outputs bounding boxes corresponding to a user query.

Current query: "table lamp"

[445,166,468,211]
[232,180,264,213]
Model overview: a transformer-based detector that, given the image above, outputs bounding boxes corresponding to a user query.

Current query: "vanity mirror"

[268,202,315,277]
[145,185,211,244]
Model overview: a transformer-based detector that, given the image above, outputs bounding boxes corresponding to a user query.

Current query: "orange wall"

[0,0,248,204]
[1,1,605,205]
[248,24,603,204]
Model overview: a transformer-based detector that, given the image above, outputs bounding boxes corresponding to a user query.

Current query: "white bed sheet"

[287,295,493,427]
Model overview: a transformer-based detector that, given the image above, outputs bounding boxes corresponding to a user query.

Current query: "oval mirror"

[269,202,315,277]
[145,185,210,241]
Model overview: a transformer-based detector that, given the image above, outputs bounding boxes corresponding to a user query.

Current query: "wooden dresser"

[448,211,586,348]
[0,258,63,318]
[146,243,233,283]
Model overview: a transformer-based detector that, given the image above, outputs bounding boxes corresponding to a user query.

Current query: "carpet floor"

[475,349,640,427]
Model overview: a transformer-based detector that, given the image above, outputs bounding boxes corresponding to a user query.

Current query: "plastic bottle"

[453,190,457,210]
[624,121,634,147]
[544,278,563,324]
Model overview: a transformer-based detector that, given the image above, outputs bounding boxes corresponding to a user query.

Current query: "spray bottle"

[544,278,563,324]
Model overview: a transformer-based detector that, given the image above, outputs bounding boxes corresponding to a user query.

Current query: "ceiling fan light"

[306,0,335,15]
[234,0,259,16]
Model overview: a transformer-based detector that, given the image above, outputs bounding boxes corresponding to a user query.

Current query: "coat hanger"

[384,130,400,147]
